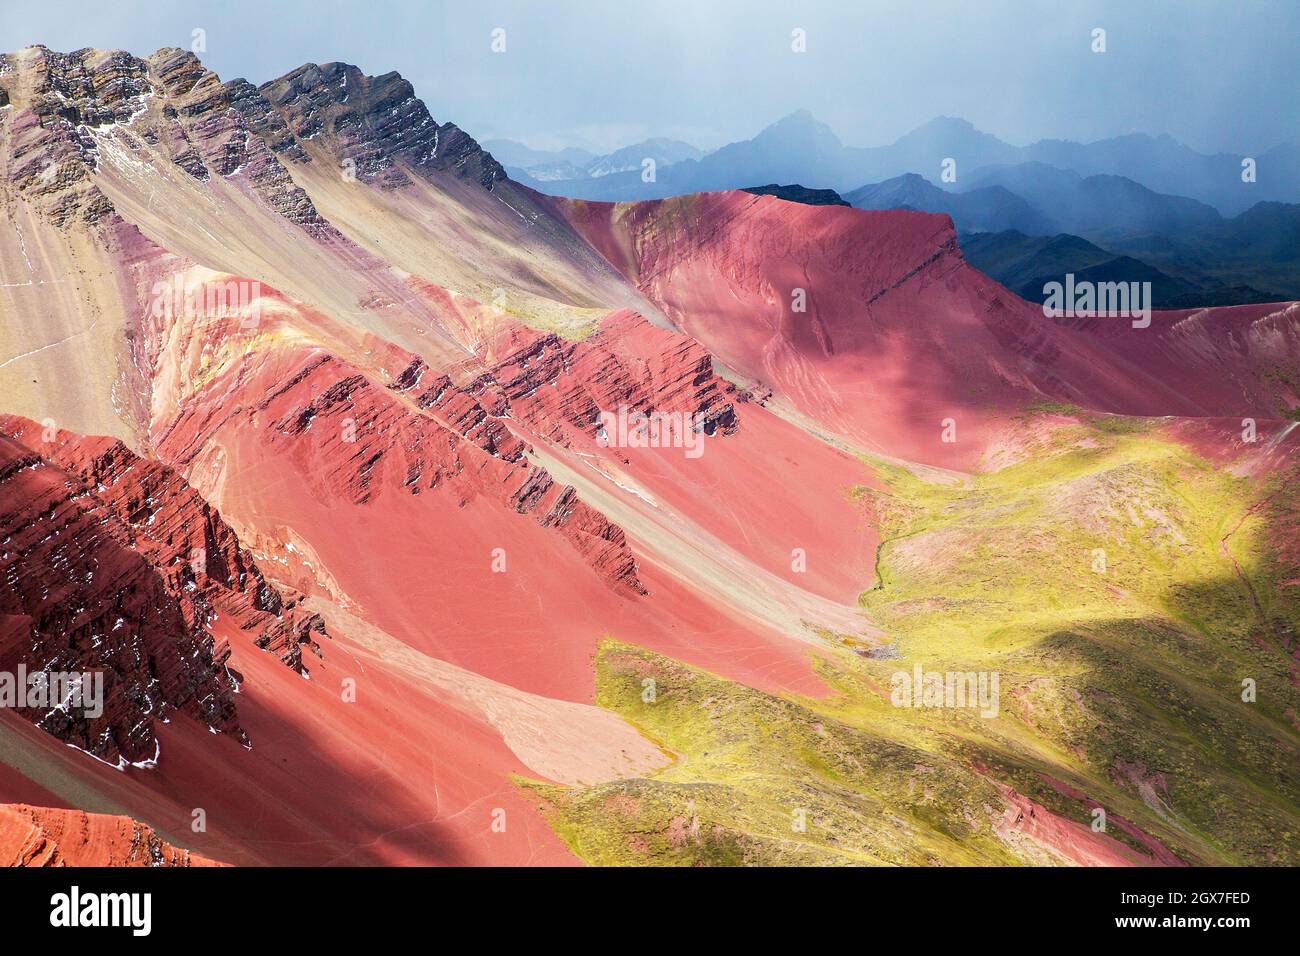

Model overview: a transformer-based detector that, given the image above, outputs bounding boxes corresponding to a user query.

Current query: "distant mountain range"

[957,231,1280,309]
[960,163,1223,238]
[842,167,1300,305]
[481,139,596,174]
[845,172,1054,234]
[849,171,1300,305]
[496,112,1299,308]
[508,112,1298,215]
[486,136,703,182]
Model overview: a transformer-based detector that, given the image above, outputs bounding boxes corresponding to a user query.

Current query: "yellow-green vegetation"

[526,642,1030,866]
[527,414,1300,865]
[848,419,1299,865]
[474,288,612,340]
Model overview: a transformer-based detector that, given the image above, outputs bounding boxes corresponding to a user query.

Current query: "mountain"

[1019,133,1300,216]
[562,191,1300,465]
[1220,201,1300,261]
[960,160,1082,207]
[904,164,1300,299]
[1,45,1298,870]
[0,44,883,865]
[481,138,596,169]
[683,109,852,187]
[490,136,703,183]
[527,112,1299,216]
[846,172,1055,234]
[742,183,849,206]
[962,163,1224,237]
[959,231,1123,290]
[584,137,703,176]
[869,115,1021,181]
[1088,200,1300,299]
[960,229,1284,308]
[523,115,1300,304]
[533,113,1019,202]
[528,110,862,200]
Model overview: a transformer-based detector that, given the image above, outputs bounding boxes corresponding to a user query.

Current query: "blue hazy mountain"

[961,163,1224,238]
[487,137,702,183]
[845,173,1055,234]
[520,112,1297,213]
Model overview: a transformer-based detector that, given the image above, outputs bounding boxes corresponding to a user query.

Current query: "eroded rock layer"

[0,802,223,866]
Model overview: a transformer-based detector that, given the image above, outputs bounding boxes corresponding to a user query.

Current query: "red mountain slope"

[557,191,1300,468]
[0,802,225,866]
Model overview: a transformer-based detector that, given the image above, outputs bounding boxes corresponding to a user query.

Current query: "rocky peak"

[139,47,330,229]
[0,46,514,232]
[13,45,154,129]
[258,61,507,190]
[0,46,158,225]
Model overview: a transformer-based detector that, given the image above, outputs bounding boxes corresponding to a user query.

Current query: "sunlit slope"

[559,191,1300,469]
[529,411,1300,865]
[0,46,663,456]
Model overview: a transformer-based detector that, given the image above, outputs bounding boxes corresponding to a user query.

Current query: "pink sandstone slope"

[554,191,1300,469]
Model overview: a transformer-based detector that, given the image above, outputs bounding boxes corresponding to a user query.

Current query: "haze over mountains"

[0,44,1297,870]
[845,173,1055,235]
[510,111,1298,214]
[501,110,1300,308]
[487,137,703,183]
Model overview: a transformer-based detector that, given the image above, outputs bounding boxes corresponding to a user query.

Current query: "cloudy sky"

[3,0,1294,155]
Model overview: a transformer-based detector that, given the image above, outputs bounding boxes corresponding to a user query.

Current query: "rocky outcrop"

[2,416,327,675]
[246,353,648,594]
[15,47,152,128]
[484,310,739,443]
[0,428,243,766]
[393,309,739,451]
[150,339,648,594]
[0,412,338,766]
[743,183,849,207]
[0,46,144,225]
[0,803,224,866]
[0,46,336,233]
[144,48,333,233]
[257,61,507,190]
[0,43,555,253]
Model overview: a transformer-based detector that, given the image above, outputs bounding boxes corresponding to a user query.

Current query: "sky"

[3,0,1295,156]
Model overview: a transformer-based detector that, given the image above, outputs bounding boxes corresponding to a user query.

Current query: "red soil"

[0,802,225,866]
[0,294,869,864]
[997,785,1171,867]
[155,335,844,701]
[555,191,1300,470]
